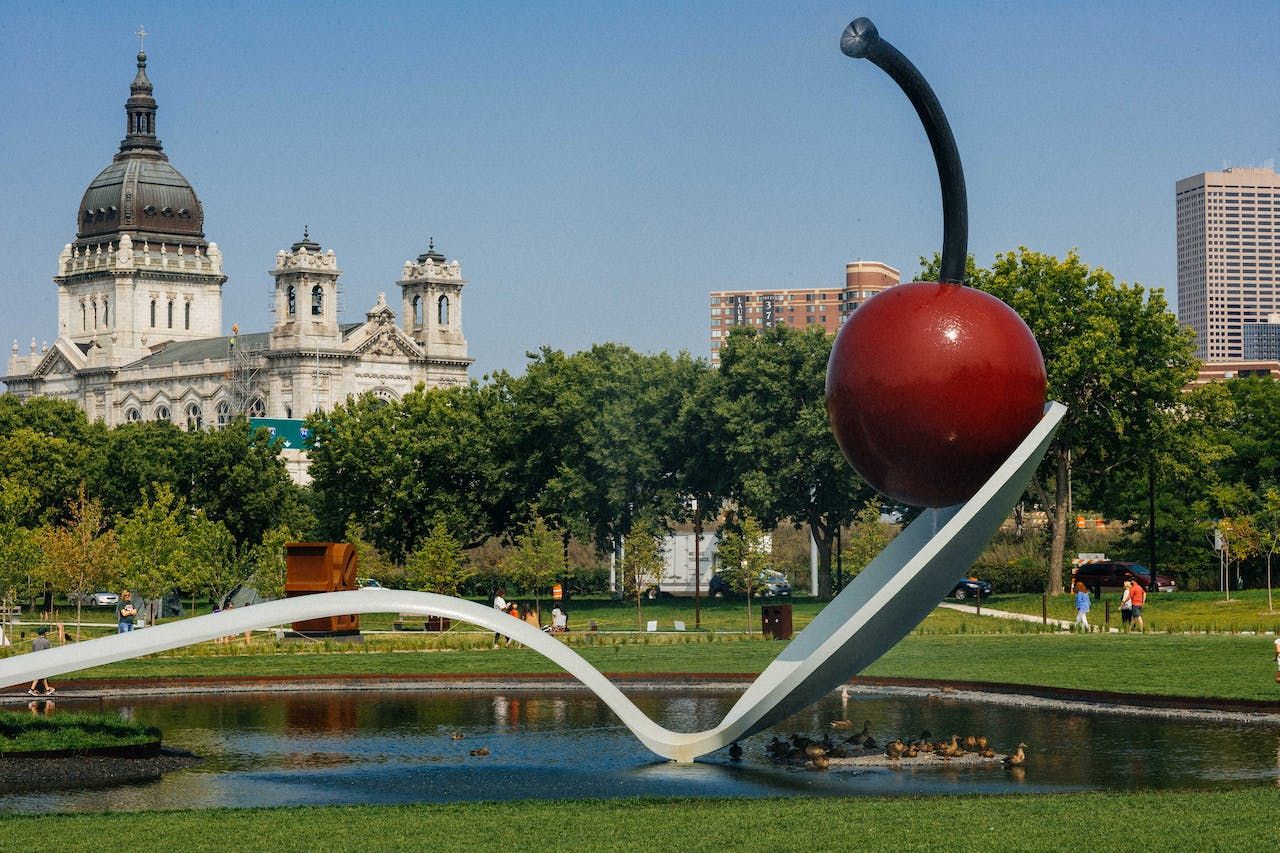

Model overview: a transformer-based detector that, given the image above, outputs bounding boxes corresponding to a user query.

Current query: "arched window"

[248,398,267,418]
[216,400,232,427]
[185,403,202,431]
[155,404,171,422]
[125,407,141,422]
[412,295,422,328]
[92,302,98,329]
[103,299,109,327]
[311,285,323,317]
[437,295,450,326]
[81,304,86,330]
[167,300,174,328]
[287,285,296,317]
[184,302,191,330]
[150,300,156,327]
[285,406,293,419]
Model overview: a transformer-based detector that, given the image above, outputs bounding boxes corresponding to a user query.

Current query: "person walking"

[492,586,509,648]
[27,626,55,697]
[1120,581,1134,631]
[1129,580,1147,632]
[1073,583,1091,631]
[117,591,138,633]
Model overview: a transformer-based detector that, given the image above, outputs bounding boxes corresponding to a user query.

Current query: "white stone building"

[3,49,472,478]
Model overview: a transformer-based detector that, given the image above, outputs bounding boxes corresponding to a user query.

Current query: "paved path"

[939,601,1081,630]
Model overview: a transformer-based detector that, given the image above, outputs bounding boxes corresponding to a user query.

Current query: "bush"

[970,531,1050,593]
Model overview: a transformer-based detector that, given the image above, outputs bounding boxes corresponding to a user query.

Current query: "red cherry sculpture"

[826,282,1046,507]
[829,18,1047,507]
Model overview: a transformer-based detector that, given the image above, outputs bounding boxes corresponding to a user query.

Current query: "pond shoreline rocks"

[0,747,201,794]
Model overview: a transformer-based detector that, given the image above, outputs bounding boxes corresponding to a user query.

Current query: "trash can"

[761,603,793,640]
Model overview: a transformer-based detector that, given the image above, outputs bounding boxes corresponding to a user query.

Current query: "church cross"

[136,26,148,52]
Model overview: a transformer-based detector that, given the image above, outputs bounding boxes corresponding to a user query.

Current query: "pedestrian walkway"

[940,601,1080,631]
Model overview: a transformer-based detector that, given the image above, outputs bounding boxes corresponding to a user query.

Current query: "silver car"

[73,590,120,607]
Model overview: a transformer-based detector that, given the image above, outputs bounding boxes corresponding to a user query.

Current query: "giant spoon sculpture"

[0,19,1061,764]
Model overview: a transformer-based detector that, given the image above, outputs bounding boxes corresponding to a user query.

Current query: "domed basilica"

[3,48,472,480]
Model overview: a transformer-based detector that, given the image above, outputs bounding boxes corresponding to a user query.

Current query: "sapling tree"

[36,483,121,641]
[501,513,562,616]
[406,520,473,597]
[716,514,770,634]
[620,524,664,631]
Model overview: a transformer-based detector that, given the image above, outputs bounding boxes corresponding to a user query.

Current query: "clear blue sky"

[2,1,1277,379]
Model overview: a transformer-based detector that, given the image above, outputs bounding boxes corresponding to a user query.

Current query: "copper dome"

[75,50,205,246]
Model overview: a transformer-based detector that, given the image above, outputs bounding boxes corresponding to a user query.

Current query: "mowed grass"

[0,789,1275,852]
[0,710,158,753]
[983,588,1280,634]
[43,624,1280,702]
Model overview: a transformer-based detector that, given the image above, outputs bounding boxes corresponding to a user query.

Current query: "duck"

[905,745,919,759]
[884,739,907,760]
[804,742,828,760]
[942,735,964,758]
[830,718,854,730]
[450,731,465,740]
[976,735,989,750]
[963,735,978,750]
[979,747,996,759]
[1004,743,1028,767]
[843,720,873,746]
[808,754,830,769]
[468,747,490,757]
[861,735,878,751]
[729,742,744,761]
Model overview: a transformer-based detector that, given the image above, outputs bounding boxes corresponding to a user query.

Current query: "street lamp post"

[692,497,702,630]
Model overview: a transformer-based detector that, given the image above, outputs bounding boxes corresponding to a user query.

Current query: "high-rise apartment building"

[709,261,898,364]
[1176,167,1280,362]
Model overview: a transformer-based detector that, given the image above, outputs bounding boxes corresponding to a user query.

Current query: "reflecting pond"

[3,686,1278,813]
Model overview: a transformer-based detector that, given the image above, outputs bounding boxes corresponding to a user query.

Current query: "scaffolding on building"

[226,323,266,416]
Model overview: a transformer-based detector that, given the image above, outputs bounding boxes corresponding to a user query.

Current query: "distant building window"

[92,302,98,329]
[125,407,141,422]
[438,295,450,326]
[103,300,109,327]
[155,404,171,422]
[167,300,174,328]
[216,400,232,427]
[186,403,202,431]
[249,398,267,418]
[150,300,156,327]
[184,302,191,330]
[81,304,86,330]
[311,285,323,317]
[412,295,422,328]
[287,285,296,317]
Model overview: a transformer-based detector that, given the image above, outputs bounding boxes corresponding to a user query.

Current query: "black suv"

[1071,561,1176,595]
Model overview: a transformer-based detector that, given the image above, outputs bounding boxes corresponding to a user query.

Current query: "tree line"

[6,245,1280,608]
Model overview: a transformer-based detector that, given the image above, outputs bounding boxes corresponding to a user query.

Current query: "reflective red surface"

[826,282,1046,507]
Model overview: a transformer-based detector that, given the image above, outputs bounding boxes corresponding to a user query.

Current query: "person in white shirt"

[492,587,509,647]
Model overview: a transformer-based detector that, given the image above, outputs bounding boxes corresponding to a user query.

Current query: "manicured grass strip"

[49,631,1280,703]
[983,589,1280,634]
[0,710,158,754]
[0,789,1273,852]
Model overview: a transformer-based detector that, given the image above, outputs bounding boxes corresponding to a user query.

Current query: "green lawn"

[0,789,1274,852]
[983,588,1280,633]
[0,710,158,753]
[45,626,1280,702]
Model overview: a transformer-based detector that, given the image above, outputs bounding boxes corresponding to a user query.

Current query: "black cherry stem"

[841,17,968,285]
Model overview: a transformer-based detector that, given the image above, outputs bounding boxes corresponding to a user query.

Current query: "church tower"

[397,240,468,361]
[53,46,225,366]
[270,230,343,349]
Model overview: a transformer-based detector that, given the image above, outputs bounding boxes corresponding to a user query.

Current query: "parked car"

[357,577,383,589]
[1071,561,1176,595]
[71,590,119,607]
[949,578,992,600]
[708,570,792,598]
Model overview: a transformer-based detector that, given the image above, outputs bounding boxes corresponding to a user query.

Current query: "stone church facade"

[3,49,472,478]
